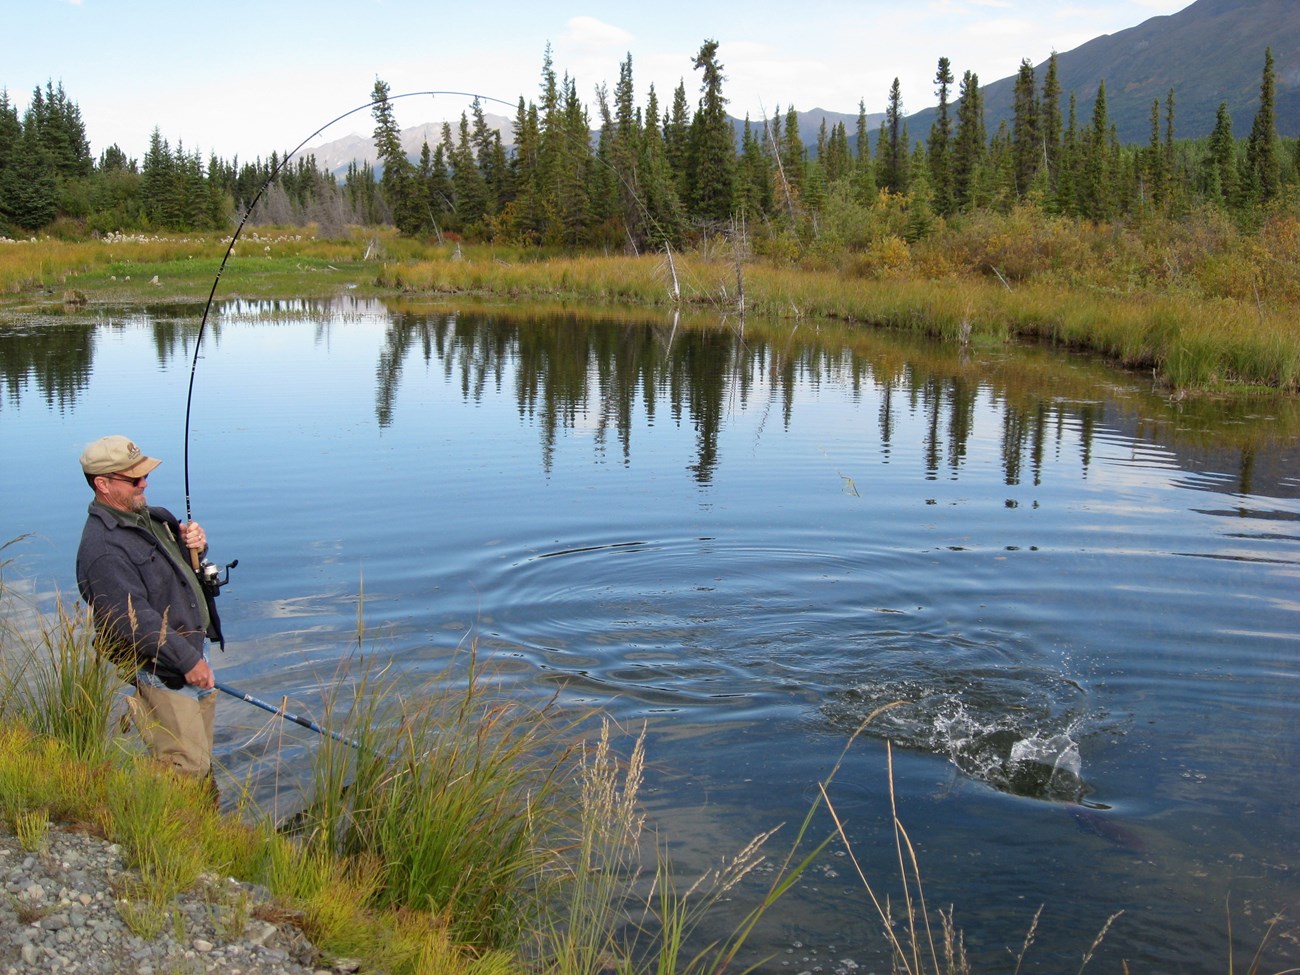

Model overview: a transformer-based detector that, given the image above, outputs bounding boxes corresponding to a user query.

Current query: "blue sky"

[10,0,1192,164]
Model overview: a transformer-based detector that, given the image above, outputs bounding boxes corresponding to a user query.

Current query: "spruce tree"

[1057,93,1079,216]
[1146,98,1164,209]
[780,104,805,195]
[638,85,686,247]
[1204,101,1236,206]
[664,81,691,200]
[879,78,906,193]
[1040,53,1062,193]
[1080,80,1113,219]
[0,90,22,232]
[370,77,421,234]
[927,57,955,216]
[1244,47,1280,204]
[853,99,875,203]
[141,128,179,229]
[952,71,985,210]
[685,39,735,222]
[825,121,852,184]
[1011,59,1040,197]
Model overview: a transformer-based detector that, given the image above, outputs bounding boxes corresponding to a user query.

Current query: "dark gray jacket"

[76,502,217,689]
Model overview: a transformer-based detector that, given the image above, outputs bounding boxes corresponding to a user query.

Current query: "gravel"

[0,823,358,975]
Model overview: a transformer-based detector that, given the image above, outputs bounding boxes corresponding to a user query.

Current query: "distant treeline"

[1,43,1294,248]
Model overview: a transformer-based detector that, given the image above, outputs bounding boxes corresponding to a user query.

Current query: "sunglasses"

[102,472,148,487]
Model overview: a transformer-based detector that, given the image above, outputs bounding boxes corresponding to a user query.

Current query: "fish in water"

[1069,807,1149,854]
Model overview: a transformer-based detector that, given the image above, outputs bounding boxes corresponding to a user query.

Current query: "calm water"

[2,297,1297,973]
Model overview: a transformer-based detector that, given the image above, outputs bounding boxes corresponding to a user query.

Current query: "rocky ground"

[0,823,354,975]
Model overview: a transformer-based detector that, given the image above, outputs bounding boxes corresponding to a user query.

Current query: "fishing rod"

[181,87,522,525]
[216,680,363,750]
[179,88,522,583]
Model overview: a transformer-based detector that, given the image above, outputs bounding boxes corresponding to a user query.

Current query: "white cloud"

[561,15,633,51]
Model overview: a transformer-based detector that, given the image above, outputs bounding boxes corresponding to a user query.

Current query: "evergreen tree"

[1203,101,1236,206]
[780,104,805,195]
[370,77,421,234]
[1145,98,1164,209]
[1040,53,1062,193]
[986,120,1014,208]
[853,99,875,203]
[1164,88,1177,210]
[1056,92,1080,215]
[0,90,23,232]
[141,128,180,229]
[927,57,955,216]
[952,71,985,210]
[591,84,622,245]
[736,116,772,219]
[824,121,852,185]
[637,84,686,246]
[470,97,504,215]
[1079,81,1114,219]
[508,95,545,242]
[411,141,435,234]
[1011,59,1040,197]
[24,81,92,180]
[879,78,906,193]
[553,75,593,244]
[1244,47,1280,204]
[685,39,736,221]
[664,81,691,200]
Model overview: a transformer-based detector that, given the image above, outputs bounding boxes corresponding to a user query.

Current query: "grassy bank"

[1,212,1297,393]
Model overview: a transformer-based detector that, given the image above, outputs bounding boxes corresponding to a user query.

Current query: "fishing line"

[182,85,684,519]
[182,88,521,522]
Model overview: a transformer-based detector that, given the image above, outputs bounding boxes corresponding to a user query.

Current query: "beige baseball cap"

[80,435,163,478]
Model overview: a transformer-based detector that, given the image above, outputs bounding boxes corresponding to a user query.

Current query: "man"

[75,435,223,783]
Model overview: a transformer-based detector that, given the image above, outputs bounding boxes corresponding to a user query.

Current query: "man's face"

[97,472,149,512]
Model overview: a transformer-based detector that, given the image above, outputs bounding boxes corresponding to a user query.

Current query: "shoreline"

[1,231,1297,394]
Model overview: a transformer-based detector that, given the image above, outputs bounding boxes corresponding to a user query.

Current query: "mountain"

[907,0,1300,143]
[729,107,884,155]
[308,115,514,174]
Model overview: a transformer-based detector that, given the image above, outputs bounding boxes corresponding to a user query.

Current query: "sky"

[10,0,1195,165]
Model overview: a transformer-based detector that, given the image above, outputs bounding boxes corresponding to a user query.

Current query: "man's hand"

[185,657,215,690]
[180,520,208,555]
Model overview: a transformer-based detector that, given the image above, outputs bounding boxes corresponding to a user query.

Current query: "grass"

[2,212,1298,392]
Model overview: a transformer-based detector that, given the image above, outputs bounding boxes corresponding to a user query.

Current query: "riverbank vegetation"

[2,210,1298,393]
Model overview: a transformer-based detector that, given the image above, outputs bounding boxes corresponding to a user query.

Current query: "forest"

[0,42,1295,259]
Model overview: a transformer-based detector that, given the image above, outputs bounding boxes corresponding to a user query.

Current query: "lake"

[1,296,1297,973]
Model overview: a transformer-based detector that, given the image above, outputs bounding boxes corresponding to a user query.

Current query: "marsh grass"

[6,219,1298,390]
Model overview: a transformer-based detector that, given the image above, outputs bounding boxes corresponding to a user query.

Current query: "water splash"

[824,669,1097,803]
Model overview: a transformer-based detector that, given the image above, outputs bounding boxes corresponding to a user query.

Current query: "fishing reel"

[198,558,238,596]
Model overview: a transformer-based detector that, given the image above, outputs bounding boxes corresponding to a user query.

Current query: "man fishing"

[75,435,223,793]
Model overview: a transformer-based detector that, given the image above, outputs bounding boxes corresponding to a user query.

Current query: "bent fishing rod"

[181,87,522,528]
[181,85,678,520]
